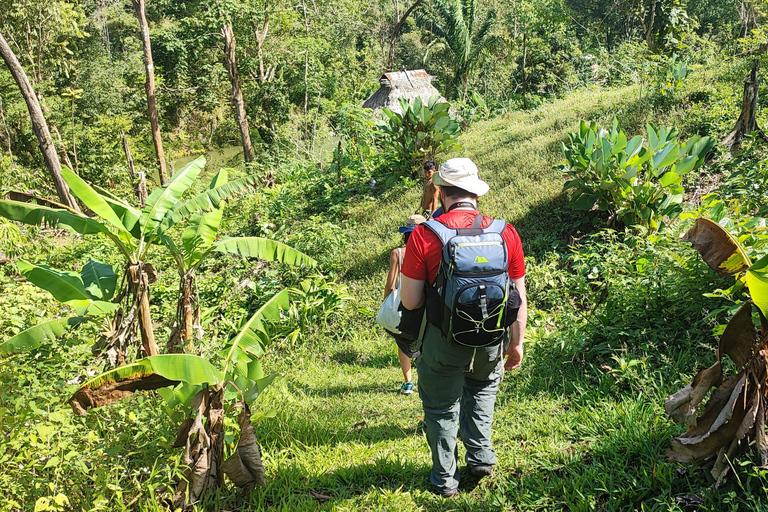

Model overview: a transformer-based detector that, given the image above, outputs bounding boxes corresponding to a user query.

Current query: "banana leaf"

[0,317,84,355]
[208,237,317,268]
[69,354,223,415]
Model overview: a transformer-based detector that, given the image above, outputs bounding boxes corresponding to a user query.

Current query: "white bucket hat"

[432,158,489,197]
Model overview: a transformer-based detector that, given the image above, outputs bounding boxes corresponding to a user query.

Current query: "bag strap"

[395,248,404,290]
[456,213,485,236]
[423,219,456,246]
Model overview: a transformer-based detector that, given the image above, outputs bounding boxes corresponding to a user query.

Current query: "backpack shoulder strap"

[423,220,456,246]
[485,219,507,235]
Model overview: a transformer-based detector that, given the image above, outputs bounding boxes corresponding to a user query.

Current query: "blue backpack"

[424,215,521,347]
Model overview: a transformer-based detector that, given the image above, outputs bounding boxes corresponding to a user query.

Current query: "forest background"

[2,0,768,510]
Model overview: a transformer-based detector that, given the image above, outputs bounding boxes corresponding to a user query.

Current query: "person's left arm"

[504,277,527,370]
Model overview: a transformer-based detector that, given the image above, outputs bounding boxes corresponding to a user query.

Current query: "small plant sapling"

[69,289,290,506]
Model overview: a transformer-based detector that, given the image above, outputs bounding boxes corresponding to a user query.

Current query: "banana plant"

[0,157,258,364]
[69,288,289,506]
[665,218,768,485]
[164,168,317,352]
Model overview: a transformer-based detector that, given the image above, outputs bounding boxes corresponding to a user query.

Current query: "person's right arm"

[384,249,400,297]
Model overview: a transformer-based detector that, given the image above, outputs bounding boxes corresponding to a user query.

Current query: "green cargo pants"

[416,324,505,492]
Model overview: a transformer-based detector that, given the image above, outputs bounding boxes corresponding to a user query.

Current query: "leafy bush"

[559,118,715,231]
[377,96,462,172]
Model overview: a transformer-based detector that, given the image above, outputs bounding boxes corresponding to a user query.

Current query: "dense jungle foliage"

[3,0,768,510]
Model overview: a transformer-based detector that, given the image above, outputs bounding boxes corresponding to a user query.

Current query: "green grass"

[3,82,767,511]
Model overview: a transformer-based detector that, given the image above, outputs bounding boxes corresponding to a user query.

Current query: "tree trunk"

[131,0,168,185]
[50,125,75,172]
[120,128,147,207]
[722,59,768,153]
[222,23,254,163]
[129,262,160,357]
[386,0,424,70]
[0,31,80,211]
[168,271,196,353]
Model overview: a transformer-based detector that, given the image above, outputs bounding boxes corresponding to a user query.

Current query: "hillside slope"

[252,84,720,510]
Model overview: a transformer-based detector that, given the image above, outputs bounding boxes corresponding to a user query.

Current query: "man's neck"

[444,198,477,211]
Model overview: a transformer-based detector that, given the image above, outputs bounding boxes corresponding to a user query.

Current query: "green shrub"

[559,118,715,231]
[377,96,462,173]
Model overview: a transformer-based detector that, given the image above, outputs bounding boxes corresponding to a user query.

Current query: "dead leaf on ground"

[310,491,332,502]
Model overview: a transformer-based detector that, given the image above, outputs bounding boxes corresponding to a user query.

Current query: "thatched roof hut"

[362,70,445,114]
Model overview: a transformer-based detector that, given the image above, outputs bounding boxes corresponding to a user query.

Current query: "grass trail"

[250,85,698,511]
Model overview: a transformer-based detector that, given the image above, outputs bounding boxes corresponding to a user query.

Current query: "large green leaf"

[145,354,223,384]
[222,289,291,376]
[80,259,118,300]
[69,354,223,415]
[17,260,91,302]
[61,167,129,236]
[183,169,228,267]
[0,317,83,355]
[159,174,258,232]
[209,237,317,268]
[91,185,142,235]
[0,199,107,235]
[651,143,679,173]
[746,270,768,317]
[140,156,206,240]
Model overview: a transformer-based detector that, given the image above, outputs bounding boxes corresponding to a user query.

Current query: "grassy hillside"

[1,83,757,511]
[249,85,734,511]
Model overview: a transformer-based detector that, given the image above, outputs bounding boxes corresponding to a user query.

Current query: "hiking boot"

[433,486,458,498]
[469,465,493,478]
[400,381,414,395]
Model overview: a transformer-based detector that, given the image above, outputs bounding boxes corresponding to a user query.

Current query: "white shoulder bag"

[375,248,404,334]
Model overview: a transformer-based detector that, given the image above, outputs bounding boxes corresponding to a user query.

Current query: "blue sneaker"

[400,381,414,395]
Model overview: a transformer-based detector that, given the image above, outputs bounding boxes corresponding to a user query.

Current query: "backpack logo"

[474,256,489,264]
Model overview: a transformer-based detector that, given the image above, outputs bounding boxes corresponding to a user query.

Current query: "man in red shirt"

[400,158,527,497]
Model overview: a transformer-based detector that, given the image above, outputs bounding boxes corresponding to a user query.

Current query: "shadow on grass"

[255,455,493,510]
[328,349,397,369]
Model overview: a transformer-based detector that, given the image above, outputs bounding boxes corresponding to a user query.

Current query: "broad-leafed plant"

[665,218,768,485]
[165,168,317,353]
[377,95,462,174]
[560,119,715,231]
[0,157,257,364]
[69,289,289,507]
[0,258,117,355]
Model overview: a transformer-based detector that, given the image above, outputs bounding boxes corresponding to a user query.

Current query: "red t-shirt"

[401,209,525,284]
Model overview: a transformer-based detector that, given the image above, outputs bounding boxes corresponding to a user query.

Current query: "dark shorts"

[389,332,421,359]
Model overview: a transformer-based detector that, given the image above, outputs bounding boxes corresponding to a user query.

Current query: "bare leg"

[398,348,412,382]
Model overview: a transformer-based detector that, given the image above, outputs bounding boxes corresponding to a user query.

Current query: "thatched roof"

[362,70,445,114]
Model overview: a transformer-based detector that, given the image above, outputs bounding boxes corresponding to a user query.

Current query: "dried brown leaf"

[665,362,722,426]
[719,302,759,368]
[222,405,267,493]
[712,390,760,486]
[667,373,749,463]
[677,373,746,445]
[69,373,178,416]
[682,218,750,277]
[173,389,223,508]
[757,395,768,466]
